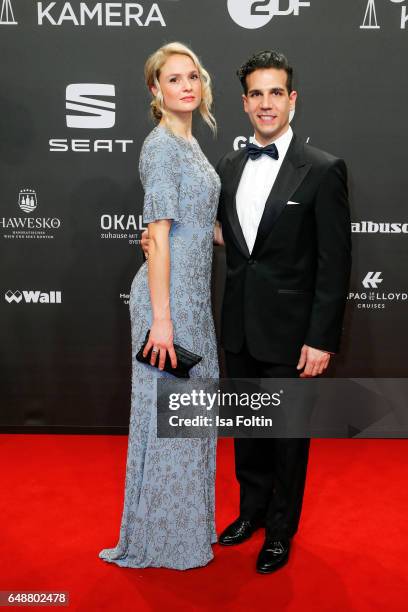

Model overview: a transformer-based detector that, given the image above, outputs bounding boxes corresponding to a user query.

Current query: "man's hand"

[297,344,331,377]
[141,229,150,258]
[214,221,224,246]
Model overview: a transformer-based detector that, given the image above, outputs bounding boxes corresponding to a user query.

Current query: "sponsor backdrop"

[1,0,407,432]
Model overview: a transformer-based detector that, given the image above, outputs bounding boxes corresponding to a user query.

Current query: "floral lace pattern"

[99,126,221,570]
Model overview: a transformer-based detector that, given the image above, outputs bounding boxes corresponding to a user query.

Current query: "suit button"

[248,258,256,265]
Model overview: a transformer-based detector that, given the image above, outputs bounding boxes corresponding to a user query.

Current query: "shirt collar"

[251,126,293,159]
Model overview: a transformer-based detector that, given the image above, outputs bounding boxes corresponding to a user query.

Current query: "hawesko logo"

[66,84,115,129]
[37,2,166,26]
[362,272,383,289]
[360,0,408,30]
[5,290,62,304]
[18,189,37,214]
[0,0,17,24]
[352,221,408,234]
[227,0,310,29]
[1,189,61,240]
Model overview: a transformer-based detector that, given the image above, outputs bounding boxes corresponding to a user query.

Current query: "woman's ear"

[151,85,158,97]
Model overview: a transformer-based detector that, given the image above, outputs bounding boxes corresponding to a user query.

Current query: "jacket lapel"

[224,149,251,259]
[251,135,311,257]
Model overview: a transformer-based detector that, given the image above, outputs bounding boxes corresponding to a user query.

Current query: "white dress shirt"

[236,126,293,254]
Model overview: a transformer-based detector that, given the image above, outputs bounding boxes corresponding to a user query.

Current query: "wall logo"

[360,0,408,30]
[227,0,310,29]
[352,221,408,234]
[37,2,166,26]
[66,84,115,129]
[5,290,62,304]
[1,190,61,240]
[19,189,37,214]
[348,273,407,309]
[50,84,133,153]
[0,0,17,24]
[362,271,383,289]
[100,214,147,245]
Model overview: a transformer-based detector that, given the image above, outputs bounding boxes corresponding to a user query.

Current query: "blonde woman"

[99,43,220,570]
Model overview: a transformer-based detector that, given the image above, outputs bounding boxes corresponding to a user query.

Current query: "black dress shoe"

[256,538,290,574]
[218,517,262,546]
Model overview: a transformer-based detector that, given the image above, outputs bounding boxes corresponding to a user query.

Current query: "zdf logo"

[66,84,115,129]
[227,0,310,29]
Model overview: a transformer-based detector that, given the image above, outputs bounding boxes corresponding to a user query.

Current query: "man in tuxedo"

[215,50,351,573]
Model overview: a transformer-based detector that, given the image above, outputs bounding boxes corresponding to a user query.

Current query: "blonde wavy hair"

[144,42,217,135]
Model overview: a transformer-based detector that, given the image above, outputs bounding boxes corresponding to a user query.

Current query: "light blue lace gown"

[99,125,221,570]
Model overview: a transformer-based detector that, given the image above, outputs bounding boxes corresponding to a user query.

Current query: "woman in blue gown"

[99,42,221,570]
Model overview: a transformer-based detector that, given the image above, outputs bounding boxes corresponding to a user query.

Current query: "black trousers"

[225,343,310,540]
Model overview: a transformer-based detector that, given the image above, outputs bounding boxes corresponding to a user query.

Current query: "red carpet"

[1,435,407,611]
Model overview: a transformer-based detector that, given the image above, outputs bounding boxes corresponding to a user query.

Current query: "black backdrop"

[1,0,407,432]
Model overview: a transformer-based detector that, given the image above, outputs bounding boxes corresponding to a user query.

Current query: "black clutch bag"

[136,330,202,378]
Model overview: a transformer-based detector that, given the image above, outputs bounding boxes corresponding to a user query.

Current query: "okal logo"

[19,189,37,214]
[227,0,310,29]
[0,0,17,24]
[360,0,408,30]
[66,84,115,129]
[5,290,62,304]
[362,271,383,289]
[100,214,147,245]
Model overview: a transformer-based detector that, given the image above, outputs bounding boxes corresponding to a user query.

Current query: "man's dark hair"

[237,50,293,95]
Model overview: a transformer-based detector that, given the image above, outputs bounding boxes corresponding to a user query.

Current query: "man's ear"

[242,93,249,113]
[289,90,297,111]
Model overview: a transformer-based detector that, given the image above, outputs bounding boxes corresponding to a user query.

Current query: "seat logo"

[66,84,115,129]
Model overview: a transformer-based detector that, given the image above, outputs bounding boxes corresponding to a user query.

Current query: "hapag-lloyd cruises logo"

[1,189,62,240]
[360,0,408,30]
[227,0,310,29]
[348,272,407,310]
[1,1,167,27]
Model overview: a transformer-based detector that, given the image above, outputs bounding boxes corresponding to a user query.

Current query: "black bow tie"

[245,142,279,161]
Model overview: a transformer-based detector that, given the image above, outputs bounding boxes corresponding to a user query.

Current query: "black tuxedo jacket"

[216,134,352,365]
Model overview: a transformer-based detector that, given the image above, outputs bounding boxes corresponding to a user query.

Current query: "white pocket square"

[286,200,302,206]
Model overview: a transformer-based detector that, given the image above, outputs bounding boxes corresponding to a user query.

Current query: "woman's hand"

[140,229,150,258]
[142,318,177,370]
